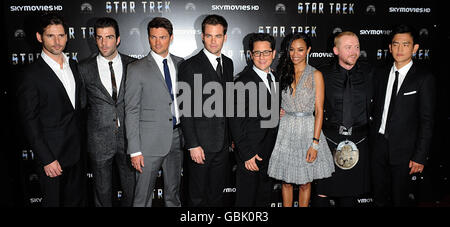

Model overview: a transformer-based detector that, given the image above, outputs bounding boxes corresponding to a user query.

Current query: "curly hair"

[277,32,312,94]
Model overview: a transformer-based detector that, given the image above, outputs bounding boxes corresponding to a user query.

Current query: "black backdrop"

[2,0,449,207]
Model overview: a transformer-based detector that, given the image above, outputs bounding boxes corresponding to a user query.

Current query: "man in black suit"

[371,25,436,207]
[16,13,86,207]
[178,14,234,207]
[78,17,135,207]
[230,33,279,207]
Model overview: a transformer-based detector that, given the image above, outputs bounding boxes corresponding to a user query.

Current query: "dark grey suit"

[78,53,136,207]
[125,53,184,207]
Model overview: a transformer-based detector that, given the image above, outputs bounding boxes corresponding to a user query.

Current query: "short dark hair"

[248,33,276,51]
[38,13,67,35]
[201,14,228,35]
[390,24,417,44]
[147,17,173,36]
[94,17,120,37]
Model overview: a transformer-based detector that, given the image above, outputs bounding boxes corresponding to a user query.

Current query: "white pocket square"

[403,91,417,95]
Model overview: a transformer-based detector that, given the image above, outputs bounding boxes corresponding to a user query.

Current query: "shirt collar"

[151,51,171,64]
[97,52,121,65]
[252,65,273,78]
[203,48,221,64]
[393,60,413,76]
[41,50,69,69]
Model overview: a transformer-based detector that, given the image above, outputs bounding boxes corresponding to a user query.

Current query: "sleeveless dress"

[268,65,335,185]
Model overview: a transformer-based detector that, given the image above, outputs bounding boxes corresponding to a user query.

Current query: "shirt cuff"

[130,152,142,157]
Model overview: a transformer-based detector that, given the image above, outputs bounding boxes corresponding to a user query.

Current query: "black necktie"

[108,61,118,103]
[385,71,399,135]
[342,70,353,129]
[216,57,222,80]
[267,73,274,93]
[163,59,176,127]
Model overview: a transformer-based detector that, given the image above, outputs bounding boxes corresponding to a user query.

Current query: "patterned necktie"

[163,59,176,126]
[108,61,118,103]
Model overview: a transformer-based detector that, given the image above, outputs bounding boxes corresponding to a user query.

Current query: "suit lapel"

[90,56,115,104]
[378,67,391,110]
[396,63,417,97]
[147,54,171,98]
[198,50,220,82]
[69,59,81,110]
[38,57,75,110]
[117,54,128,102]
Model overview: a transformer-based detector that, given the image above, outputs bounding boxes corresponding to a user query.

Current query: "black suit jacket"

[78,53,136,160]
[229,67,280,163]
[17,57,85,168]
[371,63,436,165]
[178,50,234,153]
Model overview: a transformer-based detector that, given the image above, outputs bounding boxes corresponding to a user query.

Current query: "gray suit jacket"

[125,53,184,157]
[79,53,136,160]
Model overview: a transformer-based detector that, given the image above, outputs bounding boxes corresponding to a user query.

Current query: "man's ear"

[116,36,121,46]
[333,46,338,55]
[413,43,419,54]
[36,32,43,43]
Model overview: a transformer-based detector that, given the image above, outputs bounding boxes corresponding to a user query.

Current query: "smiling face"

[149,27,173,58]
[333,34,360,69]
[289,38,311,66]
[389,33,419,67]
[251,41,276,73]
[95,26,120,60]
[36,24,67,58]
[202,24,227,56]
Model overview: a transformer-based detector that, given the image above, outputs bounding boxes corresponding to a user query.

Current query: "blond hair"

[334,31,358,47]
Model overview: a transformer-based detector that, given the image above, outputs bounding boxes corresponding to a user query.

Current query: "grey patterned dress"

[268,64,334,185]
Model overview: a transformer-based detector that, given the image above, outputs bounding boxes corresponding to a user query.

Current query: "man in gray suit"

[125,17,184,207]
[78,17,136,206]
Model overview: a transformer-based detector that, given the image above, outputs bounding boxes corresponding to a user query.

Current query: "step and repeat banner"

[5,0,439,207]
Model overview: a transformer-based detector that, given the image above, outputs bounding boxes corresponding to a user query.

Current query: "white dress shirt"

[41,51,76,109]
[378,60,413,134]
[252,65,276,93]
[203,48,223,74]
[96,53,123,97]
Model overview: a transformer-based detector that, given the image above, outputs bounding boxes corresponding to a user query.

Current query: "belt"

[285,112,313,117]
[323,123,368,136]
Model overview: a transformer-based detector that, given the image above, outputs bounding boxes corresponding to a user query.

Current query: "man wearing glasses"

[230,33,279,207]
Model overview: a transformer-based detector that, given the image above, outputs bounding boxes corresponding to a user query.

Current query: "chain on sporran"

[326,137,365,170]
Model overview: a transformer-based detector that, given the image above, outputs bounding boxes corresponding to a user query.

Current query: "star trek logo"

[106,1,171,13]
[377,49,430,60]
[258,26,317,37]
[298,2,354,14]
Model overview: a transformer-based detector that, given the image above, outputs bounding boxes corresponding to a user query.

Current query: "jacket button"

[169,118,172,121]
[369,117,373,121]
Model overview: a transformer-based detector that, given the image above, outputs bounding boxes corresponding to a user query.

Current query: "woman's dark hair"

[147,17,173,36]
[277,32,312,93]
[94,17,120,37]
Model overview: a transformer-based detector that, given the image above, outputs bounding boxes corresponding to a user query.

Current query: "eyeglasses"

[252,50,273,57]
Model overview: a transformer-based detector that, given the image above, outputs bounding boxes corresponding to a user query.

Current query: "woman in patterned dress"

[268,33,334,207]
